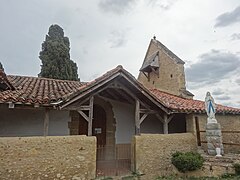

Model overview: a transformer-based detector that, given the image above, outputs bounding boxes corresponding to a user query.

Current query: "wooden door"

[92,105,106,146]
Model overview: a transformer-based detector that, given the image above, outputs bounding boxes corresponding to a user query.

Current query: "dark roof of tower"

[152,39,185,64]
[140,51,159,72]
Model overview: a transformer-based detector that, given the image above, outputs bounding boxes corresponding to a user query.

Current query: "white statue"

[205,92,217,123]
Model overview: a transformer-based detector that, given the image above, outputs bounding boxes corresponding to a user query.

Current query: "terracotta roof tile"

[150,89,240,114]
[0,69,15,91]
[0,75,84,106]
[1,66,240,115]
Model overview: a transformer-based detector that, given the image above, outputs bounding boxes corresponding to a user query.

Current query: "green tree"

[39,24,79,80]
[0,62,4,71]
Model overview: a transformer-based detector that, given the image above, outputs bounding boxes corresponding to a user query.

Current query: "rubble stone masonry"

[197,114,240,153]
[133,133,197,179]
[138,40,187,97]
[0,135,96,180]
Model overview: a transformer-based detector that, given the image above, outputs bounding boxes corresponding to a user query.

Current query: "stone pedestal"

[206,122,224,156]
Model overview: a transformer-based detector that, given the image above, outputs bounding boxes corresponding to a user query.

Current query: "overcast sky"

[0,0,239,107]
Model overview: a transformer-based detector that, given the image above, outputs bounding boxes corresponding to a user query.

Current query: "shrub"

[233,163,240,175]
[221,173,236,179]
[171,151,204,173]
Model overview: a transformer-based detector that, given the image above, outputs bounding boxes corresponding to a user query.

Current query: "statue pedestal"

[206,122,224,156]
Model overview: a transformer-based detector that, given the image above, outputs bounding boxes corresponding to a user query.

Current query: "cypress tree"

[0,62,4,71]
[39,24,79,80]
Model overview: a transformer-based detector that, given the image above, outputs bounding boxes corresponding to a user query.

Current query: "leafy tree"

[39,24,79,80]
[0,62,4,71]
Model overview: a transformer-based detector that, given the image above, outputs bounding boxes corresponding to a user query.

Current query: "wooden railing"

[195,117,240,147]
[198,130,240,146]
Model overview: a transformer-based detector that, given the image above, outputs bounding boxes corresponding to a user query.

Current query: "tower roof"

[140,51,159,72]
[152,38,185,64]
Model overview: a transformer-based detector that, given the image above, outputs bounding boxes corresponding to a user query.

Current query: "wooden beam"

[140,109,157,114]
[60,73,120,109]
[156,114,164,124]
[163,114,168,134]
[64,80,126,110]
[105,89,121,101]
[142,72,149,80]
[135,100,140,135]
[114,83,138,101]
[120,74,171,114]
[43,108,49,136]
[140,113,148,124]
[88,96,94,136]
[116,82,151,109]
[195,116,201,146]
[167,115,174,123]
[78,110,89,122]
[108,82,122,88]
[157,114,174,134]
[63,97,91,110]
[99,90,115,100]
[114,89,135,104]
[78,106,90,111]
[151,66,159,77]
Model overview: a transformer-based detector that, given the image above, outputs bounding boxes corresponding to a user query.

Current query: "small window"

[170,74,173,78]
[152,81,155,85]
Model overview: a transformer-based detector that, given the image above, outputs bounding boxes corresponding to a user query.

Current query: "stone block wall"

[0,135,96,180]
[196,114,240,153]
[138,39,187,97]
[133,133,197,179]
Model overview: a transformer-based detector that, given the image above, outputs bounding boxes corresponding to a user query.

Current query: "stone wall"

[0,135,96,180]
[138,39,187,97]
[133,133,197,179]
[186,114,196,134]
[196,114,240,153]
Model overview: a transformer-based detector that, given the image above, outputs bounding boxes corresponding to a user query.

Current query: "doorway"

[93,105,107,147]
[93,103,131,177]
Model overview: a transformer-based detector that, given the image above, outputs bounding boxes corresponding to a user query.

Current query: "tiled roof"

[63,65,125,102]
[0,66,128,106]
[0,75,84,105]
[1,66,240,115]
[150,89,240,114]
[61,65,171,113]
[0,69,15,91]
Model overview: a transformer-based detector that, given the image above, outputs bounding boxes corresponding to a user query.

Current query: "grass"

[156,174,240,180]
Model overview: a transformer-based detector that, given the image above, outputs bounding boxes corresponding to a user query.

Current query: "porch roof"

[59,65,171,114]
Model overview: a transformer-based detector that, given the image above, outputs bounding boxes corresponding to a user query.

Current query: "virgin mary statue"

[205,92,217,123]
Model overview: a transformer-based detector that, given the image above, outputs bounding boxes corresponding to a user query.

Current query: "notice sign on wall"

[94,128,102,134]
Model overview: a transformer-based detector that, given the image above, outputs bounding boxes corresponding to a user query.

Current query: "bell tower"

[138,37,193,99]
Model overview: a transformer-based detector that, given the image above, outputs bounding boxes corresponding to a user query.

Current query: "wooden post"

[135,100,140,135]
[195,116,201,146]
[43,108,49,136]
[163,114,168,134]
[88,96,94,136]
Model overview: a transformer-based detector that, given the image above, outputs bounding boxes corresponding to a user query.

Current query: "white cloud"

[0,0,239,108]
[98,0,136,15]
[215,6,240,27]
[186,49,240,89]
[231,33,240,40]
